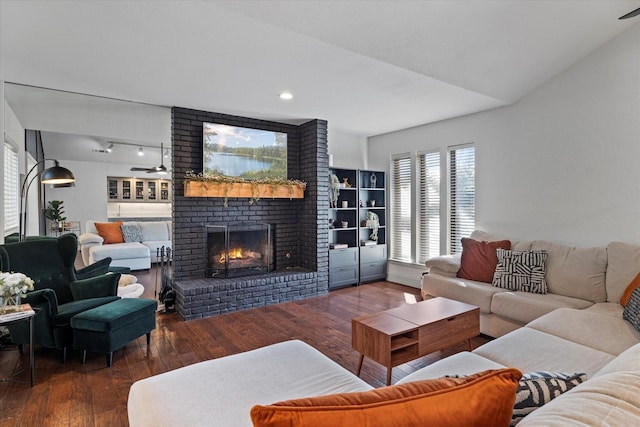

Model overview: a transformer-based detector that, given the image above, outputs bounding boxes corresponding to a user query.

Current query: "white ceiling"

[2,0,639,165]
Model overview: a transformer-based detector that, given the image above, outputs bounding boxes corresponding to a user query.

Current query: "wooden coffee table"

[352,297,480,385]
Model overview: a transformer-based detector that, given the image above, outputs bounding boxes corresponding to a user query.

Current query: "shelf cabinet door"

[107,177,171,203]
[160,181,171,201]
[147,180,157,201]
[121,179,132,201]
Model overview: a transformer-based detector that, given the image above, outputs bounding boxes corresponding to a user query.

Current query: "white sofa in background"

[421,230,640,337]
[79,220,172,271]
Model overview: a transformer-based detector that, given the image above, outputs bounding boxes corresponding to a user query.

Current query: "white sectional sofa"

[79,220,171,271]
[421,230,640,337]
[127,230,640,425]
[128,306,640,426]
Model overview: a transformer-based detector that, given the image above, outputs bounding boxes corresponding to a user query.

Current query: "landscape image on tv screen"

[203,122,287,179]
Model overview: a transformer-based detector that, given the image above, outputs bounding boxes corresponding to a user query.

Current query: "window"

[390,153,412,262]
[4,142,20,233]
[390,144,475,263]
[448,145,475,254]
[417,150,441,263]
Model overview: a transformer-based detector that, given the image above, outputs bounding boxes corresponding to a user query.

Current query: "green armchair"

[0,234,121,361]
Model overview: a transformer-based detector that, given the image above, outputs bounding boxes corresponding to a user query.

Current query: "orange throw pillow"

[250,368,522,427]
[621,272,640,307]
[457,238,511,283]
[94,221,124,244]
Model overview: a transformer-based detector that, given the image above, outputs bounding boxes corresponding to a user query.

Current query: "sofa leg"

[146,332,151,356]
[107,352,113,368]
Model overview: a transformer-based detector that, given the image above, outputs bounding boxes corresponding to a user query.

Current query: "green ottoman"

[71,298,157,367]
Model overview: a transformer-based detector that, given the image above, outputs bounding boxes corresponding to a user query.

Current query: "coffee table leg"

[356,354,364,376]
[386,368,392,386]
[467,338,473,351]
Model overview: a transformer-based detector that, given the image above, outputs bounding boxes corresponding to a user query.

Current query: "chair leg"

[18,343,24,355]
[146,332,151,356]
[82,350,87,364]
[106,352,113,368]
[62,347,67,363]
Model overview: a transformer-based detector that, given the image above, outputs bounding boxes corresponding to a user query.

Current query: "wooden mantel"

[183,180,304,199]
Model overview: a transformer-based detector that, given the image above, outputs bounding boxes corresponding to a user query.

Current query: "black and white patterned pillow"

[492,249,548,294]
[623,287,640,332]
[121,223,143,243]
[511,371,587,425]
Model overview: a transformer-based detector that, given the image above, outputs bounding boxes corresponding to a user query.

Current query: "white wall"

[369,22,640,284]
[328,127,367,170]
[45,160,171,234]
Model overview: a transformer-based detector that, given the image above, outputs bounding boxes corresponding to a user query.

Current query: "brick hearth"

[171,107,329,320]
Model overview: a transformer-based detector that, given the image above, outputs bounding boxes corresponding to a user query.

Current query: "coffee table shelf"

[352,297,479,385]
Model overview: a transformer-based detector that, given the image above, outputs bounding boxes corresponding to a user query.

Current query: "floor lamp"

[19,159,75,241]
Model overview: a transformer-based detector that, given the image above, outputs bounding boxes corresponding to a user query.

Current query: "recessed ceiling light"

[279,92,293,100]
[138,147,144,156]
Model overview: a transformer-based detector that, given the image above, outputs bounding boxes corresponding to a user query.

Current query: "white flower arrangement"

[0,271,35,308]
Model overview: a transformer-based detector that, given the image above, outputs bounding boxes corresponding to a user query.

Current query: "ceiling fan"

[619,7,640,19]
[130,143,168,174]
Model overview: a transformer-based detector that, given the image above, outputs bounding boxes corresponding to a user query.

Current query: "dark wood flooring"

[0,268,489,426]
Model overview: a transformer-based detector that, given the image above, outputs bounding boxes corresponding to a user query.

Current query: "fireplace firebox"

[206,222,274,278]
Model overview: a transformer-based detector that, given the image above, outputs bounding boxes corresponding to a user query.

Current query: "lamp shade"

[41,161,75,185]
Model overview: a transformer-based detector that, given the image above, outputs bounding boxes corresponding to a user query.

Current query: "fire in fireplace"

[206,222,274,278]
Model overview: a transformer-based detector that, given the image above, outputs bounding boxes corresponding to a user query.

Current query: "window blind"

[390,154,412,262]
[4,142,20,232]
[449,145,475,253]
[417,150,440,263]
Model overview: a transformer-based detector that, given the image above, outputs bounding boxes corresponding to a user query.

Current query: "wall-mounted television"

[203,122,287,179]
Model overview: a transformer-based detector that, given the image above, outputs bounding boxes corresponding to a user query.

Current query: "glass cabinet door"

[135,181,145,200]
[160,181,170,201]
[122,180,132,200]
[147,181,157,201]
[108,178,119,200]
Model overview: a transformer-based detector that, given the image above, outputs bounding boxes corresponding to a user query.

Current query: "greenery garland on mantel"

[184,171,306,206]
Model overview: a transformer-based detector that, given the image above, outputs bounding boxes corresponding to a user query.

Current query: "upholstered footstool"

[71,298,157,367]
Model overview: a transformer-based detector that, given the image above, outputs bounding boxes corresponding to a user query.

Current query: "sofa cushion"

[128,340,373,427]
[492,249,548,294]
[512,371,587,426]
[605,241,640,303]
[491,291,592,325]
[530,240,607,303]
[94,221,124,244]
[473,327,615,378]
[121,223,143,243]
[138,221,169,241]
[457,238,511,283]
[89,242,150,261]
[583,302,624,317]
[250,369,522,427]
[422,274,507,313]
[594,342,640,378]
[518,371,640,426]
[397,352,506,384]
[528,308,640,356]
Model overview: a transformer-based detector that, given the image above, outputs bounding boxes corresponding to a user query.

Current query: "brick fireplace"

[171,107,329,320]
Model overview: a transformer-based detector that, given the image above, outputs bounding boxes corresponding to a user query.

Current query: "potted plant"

[44,200,67,231]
